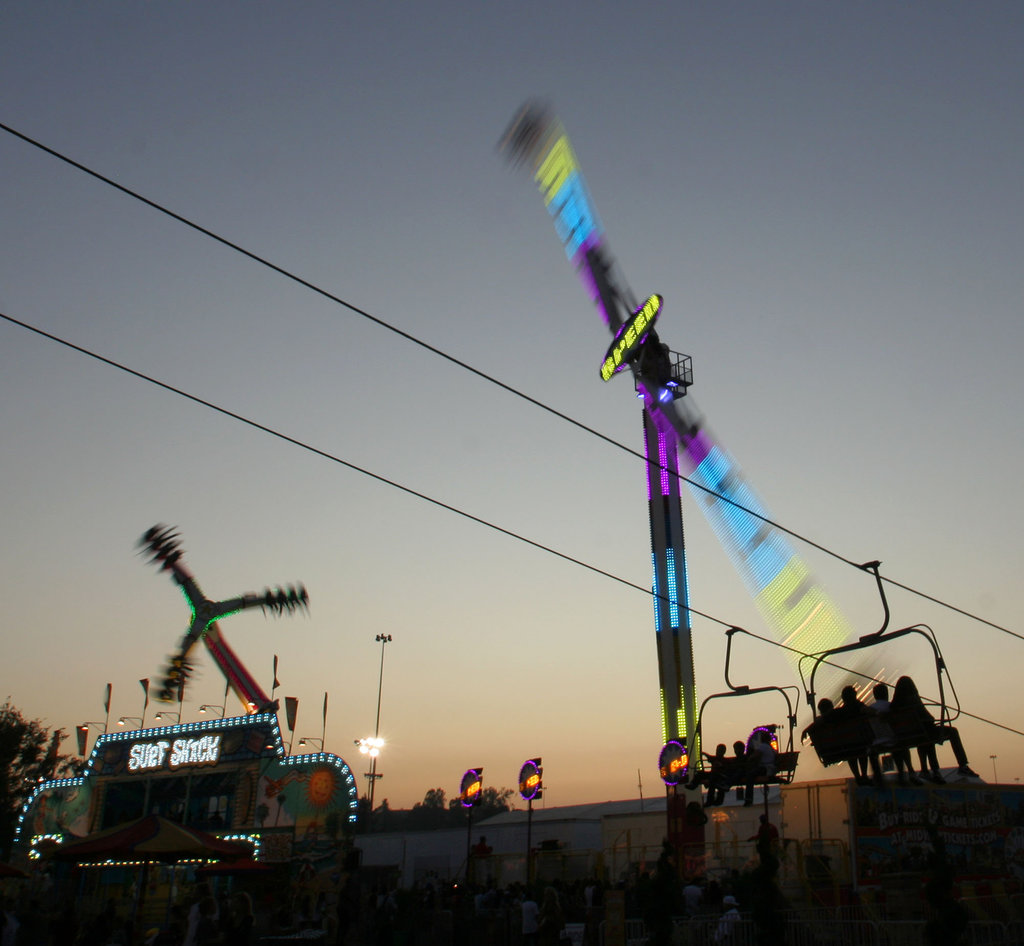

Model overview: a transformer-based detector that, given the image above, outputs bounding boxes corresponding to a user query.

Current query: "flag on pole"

[140,678,150,716]
[103,683,112,715]
[273,655,281,691]
[45,729,63,777]
[322,692,328,726]
[285,696,298,733]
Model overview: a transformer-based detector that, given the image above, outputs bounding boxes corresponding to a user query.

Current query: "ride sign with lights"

[518,758,543,801]
[658,740,689,786]
[460,767,484,808]
[600,294,662,381]
[747,725,780,753]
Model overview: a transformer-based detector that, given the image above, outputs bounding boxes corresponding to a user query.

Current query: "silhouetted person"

[537,887,564,946]
[224,891,254,946]
[195,897,221,946]
[713,895,740,943]
[831,685,882,784]
[924,822,968,945]
[743,731,777,806]
[704,743,731,806]
[749,813,780,854]
[892,675,977,781]
[869,682,921,785]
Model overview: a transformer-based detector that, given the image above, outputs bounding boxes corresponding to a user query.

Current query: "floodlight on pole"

[359,634,392,828]
[76,722,105,756]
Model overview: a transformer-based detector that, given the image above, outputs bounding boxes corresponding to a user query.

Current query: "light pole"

[360,633,392,828]
[990,755,999,783]
[199,704,226,718]
[117,716,143,730]
[154,711,180,723]
[356,736,385,828]
[298,737,324,751]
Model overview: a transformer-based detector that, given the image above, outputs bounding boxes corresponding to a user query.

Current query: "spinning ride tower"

[502,103,854,757]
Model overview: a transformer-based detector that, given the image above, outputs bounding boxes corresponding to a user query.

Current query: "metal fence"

[598,912,1024,946]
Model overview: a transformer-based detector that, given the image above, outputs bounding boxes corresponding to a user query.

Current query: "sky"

[2,3,1023,809]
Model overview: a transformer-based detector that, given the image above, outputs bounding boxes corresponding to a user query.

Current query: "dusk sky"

[2,4,1022,809]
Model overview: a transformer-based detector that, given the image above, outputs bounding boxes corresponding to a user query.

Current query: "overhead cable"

[1,121,1018,647]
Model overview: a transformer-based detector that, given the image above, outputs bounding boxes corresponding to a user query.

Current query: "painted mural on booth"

[853,784,1024,884]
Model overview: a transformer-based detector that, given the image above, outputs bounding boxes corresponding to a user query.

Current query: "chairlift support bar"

[688,626,801,773]
[798,560,954,725]
[801,624,951,726]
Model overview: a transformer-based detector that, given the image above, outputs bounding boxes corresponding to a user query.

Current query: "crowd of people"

[0,884,256,946]
[804,676,978,786]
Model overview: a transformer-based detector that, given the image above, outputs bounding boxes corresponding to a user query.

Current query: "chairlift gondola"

[799,562,967,778]
[670,627,802,808]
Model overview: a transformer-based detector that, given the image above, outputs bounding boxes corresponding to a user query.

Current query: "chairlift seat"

[805,716,877,767]
[763,750,800,785]
[688,750,800,791]
[885,707,937,751]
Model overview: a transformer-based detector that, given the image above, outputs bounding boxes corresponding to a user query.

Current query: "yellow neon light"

[756,559,851,659]
[535,135,578,206]
[600,294,662,381]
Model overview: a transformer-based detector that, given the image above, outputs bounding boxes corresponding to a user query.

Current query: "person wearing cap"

[714,895,740,943]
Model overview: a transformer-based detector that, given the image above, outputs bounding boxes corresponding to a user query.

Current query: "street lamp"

[298,737,324,750]
[990,755,999,783]
[154,711,180,723]
[76,721,105,756]
[199,704,225,717]
[117,716,143,729]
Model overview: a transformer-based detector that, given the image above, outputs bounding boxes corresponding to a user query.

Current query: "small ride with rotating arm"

[139,524,308,714]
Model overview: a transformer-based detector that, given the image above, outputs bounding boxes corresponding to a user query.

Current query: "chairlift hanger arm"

[857,560,890,638]
[688,626,801,766]
[801,623,951,723]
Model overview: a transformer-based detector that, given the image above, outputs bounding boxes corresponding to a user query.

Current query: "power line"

[1,120,1020,648]
[0,309,668,610]
[5,307,1023,750]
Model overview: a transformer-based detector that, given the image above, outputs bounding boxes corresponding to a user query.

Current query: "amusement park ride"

[500,103,966,788]
[138,524,309,714]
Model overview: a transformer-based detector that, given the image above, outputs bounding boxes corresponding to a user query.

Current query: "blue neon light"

[693,447,788,594]
[666,549,680,628]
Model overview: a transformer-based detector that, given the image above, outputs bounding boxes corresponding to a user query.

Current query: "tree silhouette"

[0,701,79,857]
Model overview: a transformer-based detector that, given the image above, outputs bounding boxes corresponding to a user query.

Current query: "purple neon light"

[746,725,780,753]
[658,740,689,786]
[460,768,483,808]
[658,429,671,497]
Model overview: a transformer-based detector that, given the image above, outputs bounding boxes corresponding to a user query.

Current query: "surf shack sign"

[127,733,222,773]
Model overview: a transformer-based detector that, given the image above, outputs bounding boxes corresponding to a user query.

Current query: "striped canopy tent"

[49,814,251,864]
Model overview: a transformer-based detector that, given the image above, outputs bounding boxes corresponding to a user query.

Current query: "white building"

[354,792,783,888]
